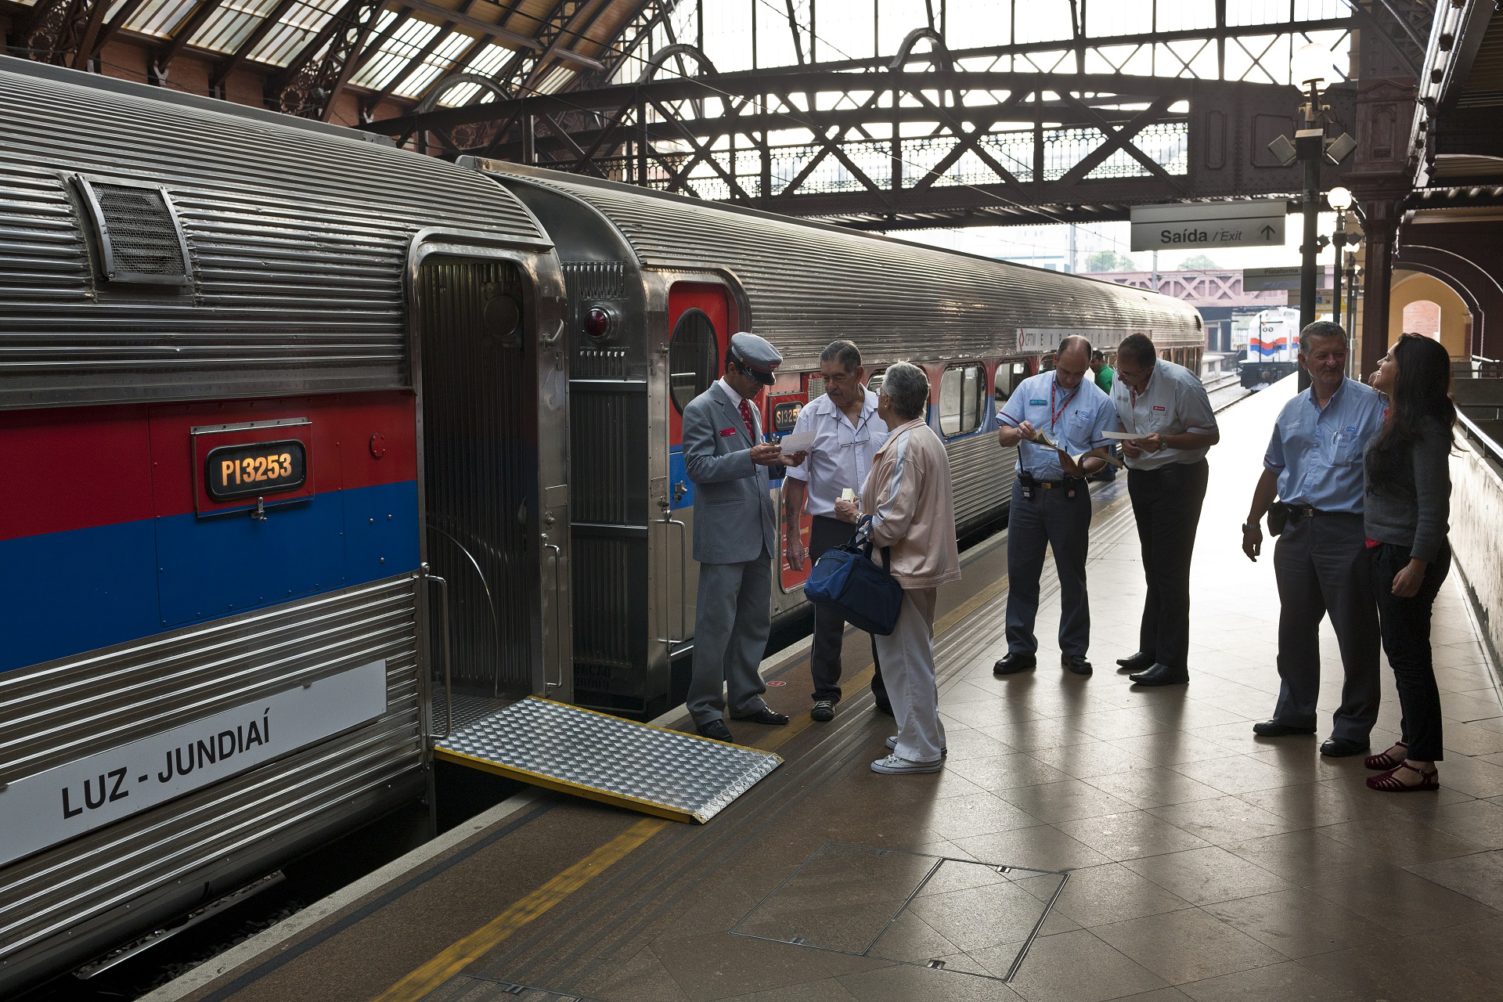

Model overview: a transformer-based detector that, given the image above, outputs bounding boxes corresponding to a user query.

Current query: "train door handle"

[422,567,454,740]
[543,539,564,691]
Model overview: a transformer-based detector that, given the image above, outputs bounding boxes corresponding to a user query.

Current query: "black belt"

[1286,504,1358,524]
[1019,472,1083,490]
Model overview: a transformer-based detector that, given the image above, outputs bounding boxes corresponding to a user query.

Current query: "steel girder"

[271,0,387,120]
[364,67,1356,229]
[20,0,107,66]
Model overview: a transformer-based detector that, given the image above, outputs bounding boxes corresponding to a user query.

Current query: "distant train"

[0,56,1201,994]
[1241,306,1301,386]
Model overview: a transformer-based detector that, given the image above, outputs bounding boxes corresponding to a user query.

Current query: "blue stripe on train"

[0,480,419,674]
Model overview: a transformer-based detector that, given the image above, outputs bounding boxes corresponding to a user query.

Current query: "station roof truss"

[354,0,1437,229]
[1408,0,1503,203]
[4,0,674,122]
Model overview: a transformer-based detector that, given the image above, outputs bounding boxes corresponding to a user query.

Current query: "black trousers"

[1006,479,1093,657]
[1126,459,1209,672]
[808,514,887,706]
[1371,541,1452,761]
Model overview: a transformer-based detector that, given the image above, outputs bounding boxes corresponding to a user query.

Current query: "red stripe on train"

[0,393,417,542]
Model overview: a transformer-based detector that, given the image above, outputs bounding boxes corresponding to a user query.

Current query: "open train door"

[660,281,736,701]
[412,241,572,724]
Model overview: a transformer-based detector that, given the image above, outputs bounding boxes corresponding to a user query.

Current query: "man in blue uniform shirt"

[993,336,1117,678]
[1240,321,1386,756]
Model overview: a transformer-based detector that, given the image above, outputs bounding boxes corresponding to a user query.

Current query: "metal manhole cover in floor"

[422,975,598,1001]
[730,842,1068,983]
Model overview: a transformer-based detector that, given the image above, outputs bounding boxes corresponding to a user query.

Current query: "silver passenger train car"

[472,161,1203,717]
[0,58,572,994]
[0,57,1200,993]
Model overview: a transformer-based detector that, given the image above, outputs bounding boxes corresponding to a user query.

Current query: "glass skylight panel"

[393,31,475,100]
[439,42,513,105]
[188,0,283,56]
[245,0,343,67]
[125,0,198,38]
[349,18,441,92]
[534,65,576,96]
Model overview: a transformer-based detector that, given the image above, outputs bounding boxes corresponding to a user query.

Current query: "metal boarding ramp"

[433,697,781,823]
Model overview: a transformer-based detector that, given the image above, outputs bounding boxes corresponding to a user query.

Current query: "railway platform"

[150,379,1503,1002]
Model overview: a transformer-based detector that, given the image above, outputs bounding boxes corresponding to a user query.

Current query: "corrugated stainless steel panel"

[417,257,538,697]
[486,165,1202,371]
[0,576,422,970]
[0,66,548,409]
[947,433,1017,533]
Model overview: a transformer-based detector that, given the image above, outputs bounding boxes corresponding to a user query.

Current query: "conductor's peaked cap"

[728,332,782,385]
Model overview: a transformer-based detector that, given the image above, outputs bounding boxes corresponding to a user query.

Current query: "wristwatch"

[1241,522,1258,533]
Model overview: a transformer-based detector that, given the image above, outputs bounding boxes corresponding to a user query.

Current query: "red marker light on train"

[584,307,612,340]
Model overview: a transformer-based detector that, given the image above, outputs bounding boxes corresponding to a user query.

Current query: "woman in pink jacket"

[836,361,962,773]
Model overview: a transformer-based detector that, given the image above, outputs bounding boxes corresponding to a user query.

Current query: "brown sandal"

[1366,762,1439,793]
[1365,742,1408,770]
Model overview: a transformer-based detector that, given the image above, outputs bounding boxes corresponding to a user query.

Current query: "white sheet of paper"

[778,430,816,454]
[1101,430,1141,440]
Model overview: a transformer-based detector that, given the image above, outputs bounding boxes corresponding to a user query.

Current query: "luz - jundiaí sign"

[0,660,387,867]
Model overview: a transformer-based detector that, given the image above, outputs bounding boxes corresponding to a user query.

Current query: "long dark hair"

[1367,334,1456,489]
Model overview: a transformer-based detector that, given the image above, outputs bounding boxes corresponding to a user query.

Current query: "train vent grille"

[563,260,626,300]
[75,177,192,288]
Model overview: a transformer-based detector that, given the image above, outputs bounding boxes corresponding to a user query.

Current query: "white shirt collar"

[716,377,744,409]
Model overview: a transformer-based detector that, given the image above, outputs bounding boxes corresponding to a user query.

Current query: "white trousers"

[874,587,945,763]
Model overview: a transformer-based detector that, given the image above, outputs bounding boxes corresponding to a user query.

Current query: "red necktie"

[739,399,757,443]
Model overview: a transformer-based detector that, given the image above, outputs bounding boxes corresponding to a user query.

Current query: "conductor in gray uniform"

[682,332,806,743]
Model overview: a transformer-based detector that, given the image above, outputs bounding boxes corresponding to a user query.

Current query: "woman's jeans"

[1370,542,1452,761]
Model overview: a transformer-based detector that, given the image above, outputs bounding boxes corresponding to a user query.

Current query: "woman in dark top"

[1363,334,1455,792]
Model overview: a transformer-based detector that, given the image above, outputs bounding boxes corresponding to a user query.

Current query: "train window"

[939,364,985,437]
[993,361,1027,408]
[669,308,717,414]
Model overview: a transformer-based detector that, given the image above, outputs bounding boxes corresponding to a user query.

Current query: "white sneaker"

[886,735,948,757]
[871,753,943,775]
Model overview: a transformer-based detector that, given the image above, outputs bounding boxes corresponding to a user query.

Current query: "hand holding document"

[1032,427,1123,470]
[1101,430,1141,441]
[778,430,815,458]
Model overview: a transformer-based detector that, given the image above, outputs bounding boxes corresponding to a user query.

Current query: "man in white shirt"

[1111,333,1220,688]
[783,340,890,722]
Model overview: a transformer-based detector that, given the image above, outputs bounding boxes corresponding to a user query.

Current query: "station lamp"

[1270,43,1357,387]
[1326,185,1360,329]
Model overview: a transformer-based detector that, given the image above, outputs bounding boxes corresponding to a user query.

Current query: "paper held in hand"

[1100,430,1141,441]
[778,430,815,456]
[1031,427,1124,469]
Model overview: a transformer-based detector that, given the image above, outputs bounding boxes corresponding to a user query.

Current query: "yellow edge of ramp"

[434,746,697,823]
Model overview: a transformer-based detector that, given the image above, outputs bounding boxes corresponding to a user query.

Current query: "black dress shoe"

[731,706,789,725]
[696,719,734,742]
[1252,720,1316,737]
[1129,663,1188,687]
[1061,654,1093,677]
[1115,651,1155,672]
[993,652,1037,676]
[1320,737,1370,757]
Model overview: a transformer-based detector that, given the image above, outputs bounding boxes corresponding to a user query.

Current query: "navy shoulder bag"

[803,515,904,635]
